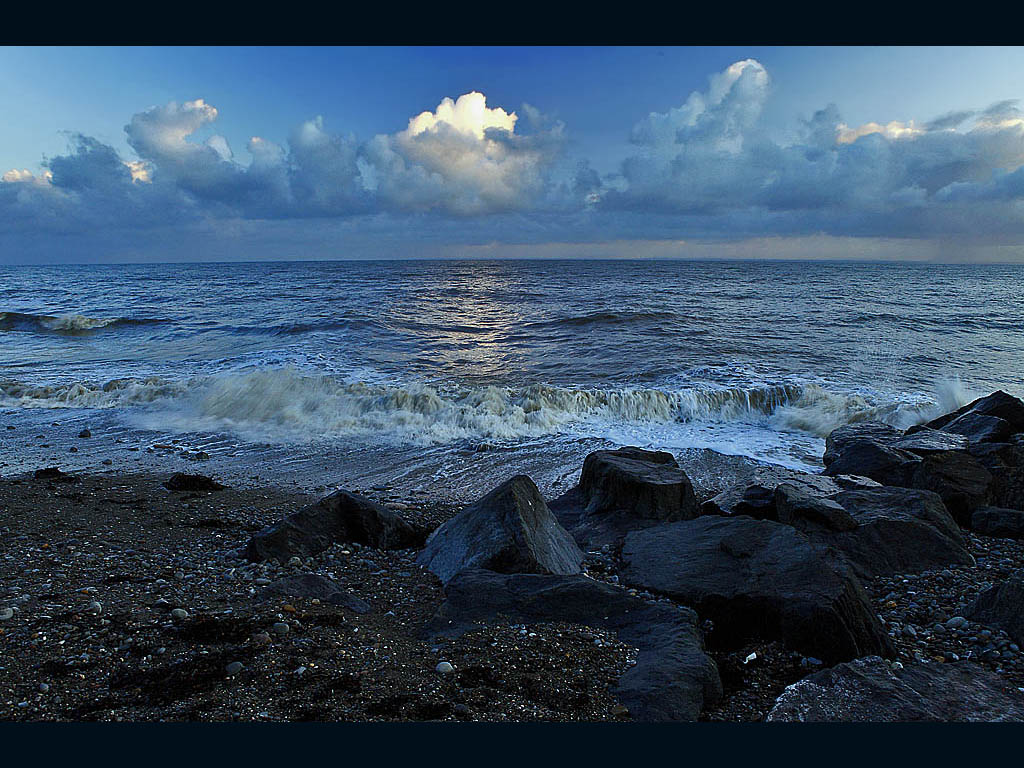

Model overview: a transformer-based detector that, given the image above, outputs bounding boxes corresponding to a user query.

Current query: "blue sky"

[3,46,1024,262]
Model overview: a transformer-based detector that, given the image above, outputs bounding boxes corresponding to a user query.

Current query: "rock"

[767,656,1024,721]
[578,447,698,520]
[0,607,14,620]
[272,622,290,635]
[969,571,1024,646]
[225,661,244,676]
[427,569,722,721]
[77,428,91,439]
[163,473,225,492]
[620,516,893,664]
[823,422,902,467]
[968,440,1024,511]
[826,487,973,578]
[701,467,842,520]
[909,451,992,526]
[942,412,1014,444]
[823,440,921,487]
[435,661,454,675]
[244,488,427,562]
[258,573,372,613]
[170,608,188,621]
[892,428,969,455]
[925,390,1024,434]
[774,483,857,532]
[829,474,883,491]
[971,506,1024,539]
[87,601,102,615]
[416,475,582,584]
[32,467,78,483]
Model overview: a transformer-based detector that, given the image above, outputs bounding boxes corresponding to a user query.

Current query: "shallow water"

[2,259,1022,496]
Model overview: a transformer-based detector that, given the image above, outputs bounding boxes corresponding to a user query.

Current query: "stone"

[578,447,698,520]
[77,428,91,438]
[170,608,188,620]
[0,607,14,620]
[942,412,1014,444]
[435,661,454,675]
[244,488,427,562]
[620,516,893,664]
[767,656,1024,721]
[826,487,973,578]
[823,440,921,487]
[427,569,722,721]
[272,622,290,635]
[971,506,1024,539]
[163,473,225,492]
[823,422,902,467]
[774,483,857,532]
[700,467,842,520]
[925,390,1024,434]
[909,451,992,526]
[892,428,969,455]
[259,573,372,613]
[829,474,883,491]
[969,571,1024,646]
[225,661,244,675]
[968,440,1024,511]
[32,467,78,483]
[417,475,582,585]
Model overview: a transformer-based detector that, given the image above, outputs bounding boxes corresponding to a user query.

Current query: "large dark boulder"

[578,447,698,520]
[774,483,857,533]
[971,506,1024,539]
[700,467,842,520]
[259,574,371,613]
[163,473,225,492]
[968,439,1024,511]
[942,412,1014,444]
[909,451,992,527]
[767,656,1024,722]
[244,489,427,562]
[892,428,969,456]
[823,440,921,487]
[925,390,1024,434]
[416,475,582,584]
[826,487,973,578]
[823,422,902,467]
[969,571,1024,646]
[620,516,893,664]
[426,569,723,721]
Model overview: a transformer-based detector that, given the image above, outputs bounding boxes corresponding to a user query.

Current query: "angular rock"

[163,473,225,492]
[909,451,991,526]
[823,422,902,468]
[578,447,698,520]
[620,516,893,664]
[259,574,371,614]
[33,467,78,483]
[827,487,973,578]
[925,390,1024,434]
[968,439,1024,511]
[774,483,857,533]
[970,506,1024,539]
[426,569,723,721]
[823,440,921,487]
[700,467,842,520]
[969,571,1024,646]
[244,488,427,562]
[417,475,582,584]
[767,656,1024,722]
[942,412,1014,444]
[829,474,883,491]
[892,428,969,455]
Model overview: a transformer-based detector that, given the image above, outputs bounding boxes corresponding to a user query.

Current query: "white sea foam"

[0,367,976,449]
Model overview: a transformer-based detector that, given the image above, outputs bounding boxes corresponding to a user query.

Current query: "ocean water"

[1,259,1022,498]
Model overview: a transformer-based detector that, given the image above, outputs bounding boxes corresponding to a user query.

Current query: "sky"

[3,45,1024,263]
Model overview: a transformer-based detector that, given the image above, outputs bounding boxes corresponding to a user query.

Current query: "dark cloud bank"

[3,60,1024,263]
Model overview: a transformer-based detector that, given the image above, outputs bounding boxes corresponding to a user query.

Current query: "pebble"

[435,661,454,675]
[170,608,189,621]
[272,622,290,635]
[946,616,968,630]
[225,661,244,675]
[0,607,13,620]
[39,683,49,693]
[87,601,102,615]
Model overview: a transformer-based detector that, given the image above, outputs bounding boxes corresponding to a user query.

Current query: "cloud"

[5,64,1024,262]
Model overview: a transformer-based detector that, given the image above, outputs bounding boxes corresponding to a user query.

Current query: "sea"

[1,259,1022,500]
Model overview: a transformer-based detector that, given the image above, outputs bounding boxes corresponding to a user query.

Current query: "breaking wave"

[0,367,976,445]
[0,311,164,335]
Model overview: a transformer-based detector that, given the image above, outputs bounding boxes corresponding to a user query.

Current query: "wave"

[0,368,975,445]
[0,311,165,335]
[524,310,679,329]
